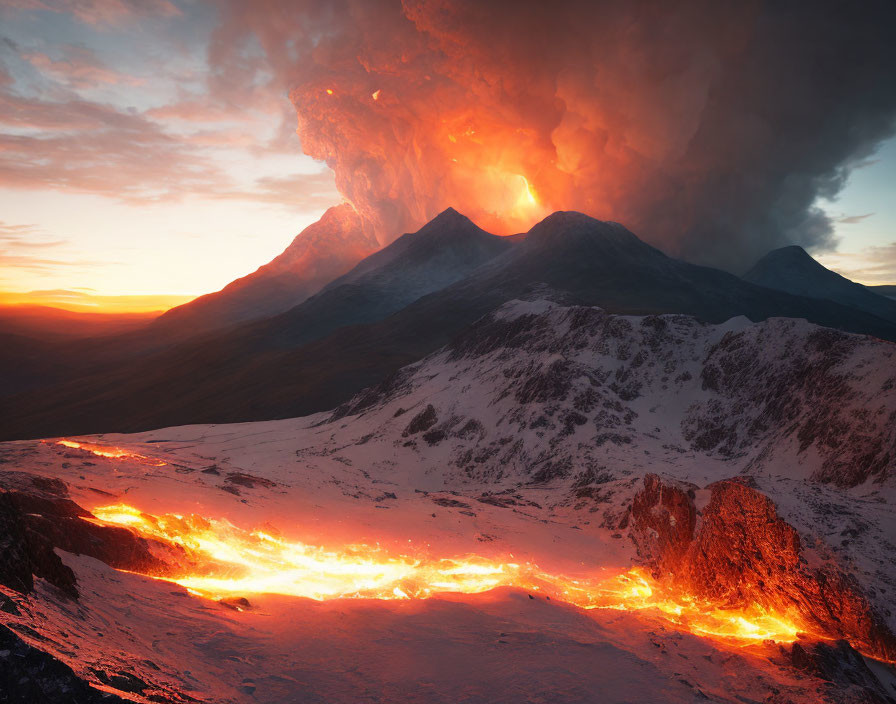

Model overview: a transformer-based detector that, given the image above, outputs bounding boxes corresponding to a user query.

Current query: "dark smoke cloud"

[221,0,896,270]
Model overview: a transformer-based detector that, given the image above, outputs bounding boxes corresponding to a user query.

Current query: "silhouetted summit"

[744,245,896,323]
[4,210,896,441]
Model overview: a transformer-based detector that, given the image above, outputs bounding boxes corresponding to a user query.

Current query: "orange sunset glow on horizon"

[0,290,196,314]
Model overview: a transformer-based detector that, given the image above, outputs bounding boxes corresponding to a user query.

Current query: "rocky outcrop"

[790,640,896,704]
[628,474,697,575]
[329,301,895,489]
[696,326,896,486]
[0,623,128,704]
[629,475,896,661]
[0,472,177,599]
[0,491,77,599]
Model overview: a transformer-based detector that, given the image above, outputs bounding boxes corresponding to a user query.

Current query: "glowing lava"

[87,503,806,646]
[56,440,166,466]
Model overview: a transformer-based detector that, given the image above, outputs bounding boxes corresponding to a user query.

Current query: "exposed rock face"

[628,474,697,575]
[630,475,896,661]
[330,300,895,488]
[0,623,127,704]
[698,326,896,486]
[0,491,77,598]
[790,640,896,704]
[0,472,175,598]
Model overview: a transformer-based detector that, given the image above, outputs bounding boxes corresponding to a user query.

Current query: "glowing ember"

[56,440,166,466]
[87,503,806,646]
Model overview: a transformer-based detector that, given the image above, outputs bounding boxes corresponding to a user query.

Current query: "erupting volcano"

[2,1,896,703]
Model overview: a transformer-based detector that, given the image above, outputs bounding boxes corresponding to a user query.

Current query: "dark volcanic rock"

[629,476,896,661]
[0,622,127,703]
[404,404,438,435]
[0,491,77,598]
[225,472,277,489]
[790,640,895,704]
[0,473,174,592]
[629,474,697,575]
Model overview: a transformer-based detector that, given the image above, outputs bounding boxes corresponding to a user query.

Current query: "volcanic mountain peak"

[524,211,644,250]
[262,202,377,275]
[319,206,510,293]
[153,203,379,335]
[246,206,513,350]
[743,244,896,323]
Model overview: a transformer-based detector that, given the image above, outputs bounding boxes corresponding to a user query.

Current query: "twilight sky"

[0,0,894,311]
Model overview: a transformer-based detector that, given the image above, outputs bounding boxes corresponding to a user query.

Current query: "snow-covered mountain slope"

[331,298,895,489]
[10,211,896,444]
[1,300,894,702]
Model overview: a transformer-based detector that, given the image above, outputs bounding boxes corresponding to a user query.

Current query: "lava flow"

[86,503,806,646]
[56,439,167,466]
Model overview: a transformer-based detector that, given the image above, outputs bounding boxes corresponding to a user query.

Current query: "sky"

[0,0,894,313]
[0,0,338,309]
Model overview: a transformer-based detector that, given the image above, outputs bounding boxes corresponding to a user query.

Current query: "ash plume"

[224,0,896,270]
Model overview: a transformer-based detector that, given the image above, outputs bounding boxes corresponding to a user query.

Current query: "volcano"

[3,210,896,442]
[247,206,513,349]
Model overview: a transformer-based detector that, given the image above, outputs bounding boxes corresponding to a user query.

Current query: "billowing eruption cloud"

[224,0,896,270]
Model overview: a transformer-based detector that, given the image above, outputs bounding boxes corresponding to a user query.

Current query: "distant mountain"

[0,305,156,341]
[3,211,896,441]
[743,245,896,323]
[152,203,379,336]
[871,284,896,301]
[0,307,163,398]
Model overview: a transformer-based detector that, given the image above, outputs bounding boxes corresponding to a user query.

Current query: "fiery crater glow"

[87,503,805,645]
[56,440,167,466]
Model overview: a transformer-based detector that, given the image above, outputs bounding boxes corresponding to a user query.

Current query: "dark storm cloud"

[218,0,896,269]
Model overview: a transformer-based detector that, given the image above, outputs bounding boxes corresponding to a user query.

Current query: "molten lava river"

[86,503,806,647]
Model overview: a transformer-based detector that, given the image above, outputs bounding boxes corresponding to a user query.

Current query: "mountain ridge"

[743,245,896,323]
[151,203,380,336]
[3,210,896,441]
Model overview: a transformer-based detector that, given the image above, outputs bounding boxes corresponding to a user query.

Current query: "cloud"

[0,11,325,213]
[0,97,230,201]
[145,100,254,124]
[0,252,99,271]
[0,84,314,206]
[212,0,896,268]
[1,0,181,26]
[819,242,896,285]
[23,45,144,89]
[835,213,875,225]
[0,221,65,248]
[213,171,341,208]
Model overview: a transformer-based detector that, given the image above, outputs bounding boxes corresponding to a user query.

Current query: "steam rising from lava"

[221,0,896,269]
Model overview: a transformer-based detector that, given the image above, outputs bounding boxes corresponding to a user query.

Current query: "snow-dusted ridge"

[1,298,895,703]
[332,298,895,489]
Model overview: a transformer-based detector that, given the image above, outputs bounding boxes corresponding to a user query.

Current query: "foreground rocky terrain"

[1,299,894,703]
